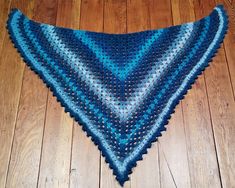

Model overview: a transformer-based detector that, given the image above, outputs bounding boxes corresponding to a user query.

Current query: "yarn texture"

[7,5,228,186]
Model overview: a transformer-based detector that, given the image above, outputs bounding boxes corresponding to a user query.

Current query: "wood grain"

[37,93,73,188]
[216,0,235,98]
[158,144,178,188]
[0,0,11,55]
[19,0,65,188]
[175,0,222,187]
[69,1,102,188]
[8,1,57,188]
[6,65,47,188]
[5,0,60,187]
[205,46,235,188]
[0,0,35,187]
[36,0,76,187]
[101,1,129,188]
[65,1,101,187]
[104,0,126,34]
[1,0,235,187]
[126,1,160,187]
[193,1,235,187]
[70,124,100,188]
[150,0,191,187]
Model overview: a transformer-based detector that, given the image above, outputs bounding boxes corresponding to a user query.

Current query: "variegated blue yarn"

[7,5,228,186]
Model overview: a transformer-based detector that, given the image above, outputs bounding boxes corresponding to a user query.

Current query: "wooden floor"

[0,0,235,187]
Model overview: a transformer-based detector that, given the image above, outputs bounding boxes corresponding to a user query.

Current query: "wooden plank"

[127,0,150,32]
[103,0,126,34]
[69,0,102,187]
[0,0,12,54]
[158,144,177,188]
[171,0,195,24]
[228,0,233,5]
[56,0,81,29]
[0,0,35,186]
[126,1,160,187]
[158,105,190,188]
[38,94,73,188]
[130,142,160,188]
[194,1,235,187]
[182,63,222,187]
[5,61,47,188]
[6,0,58,187]
[149,0,173,29]
[174,0,222,187]
[100,1,130,188]
[205,47,235,188]
[36,1,79,188]
[216,0,235,98]
[149,0,191,187]
[70,126,100,188]
[1,1,234,188]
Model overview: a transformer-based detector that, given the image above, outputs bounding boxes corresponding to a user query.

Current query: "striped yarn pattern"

[7,5,228,186]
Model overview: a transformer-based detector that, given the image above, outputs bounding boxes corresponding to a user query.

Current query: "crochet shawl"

[7,5,228,186]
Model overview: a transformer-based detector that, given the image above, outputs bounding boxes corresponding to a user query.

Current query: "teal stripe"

[22,18,124,139]
[10,12,126,172]
[125,17,211,143]
[74,30,164,80]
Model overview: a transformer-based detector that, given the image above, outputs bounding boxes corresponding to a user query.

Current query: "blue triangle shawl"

[7,5,228,186]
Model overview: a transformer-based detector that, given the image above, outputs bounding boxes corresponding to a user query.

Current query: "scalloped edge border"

[6,4,229,186]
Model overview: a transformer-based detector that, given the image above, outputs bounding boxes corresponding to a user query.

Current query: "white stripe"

[41,25,123,115]
[11,6,225,174]
[41,24,193,121]
[122,7,224,170]
[121,23,194,120]
[10,11,124,170]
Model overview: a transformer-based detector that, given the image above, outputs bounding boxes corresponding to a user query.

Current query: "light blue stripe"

[42,24,194,122]
[122,7,225,169]
[41,25,125,118]
[10,6,226,175]
[73,30,164,80]
[10,11,125,172]
[40,23,195,145]
[22,18,122,139]
[121,23,195,121]
[125,22,210,142]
